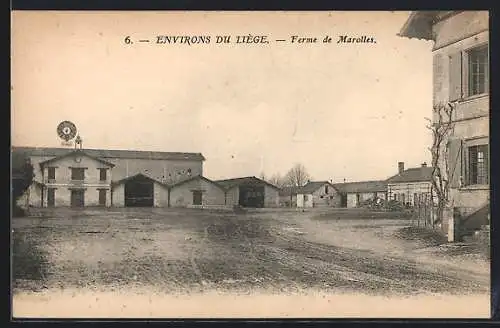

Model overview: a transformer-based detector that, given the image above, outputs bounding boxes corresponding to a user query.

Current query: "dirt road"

[12,208,489,297]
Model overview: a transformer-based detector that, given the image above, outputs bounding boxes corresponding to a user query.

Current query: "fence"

[412,192,437,228]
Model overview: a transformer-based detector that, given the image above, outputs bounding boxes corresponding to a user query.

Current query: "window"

[468,144,489,185]
[47,167,56,180]
[192,191,202,205]
[71,168,85,181]
[325,185,329,194]
[468,45,489,96]
[99,168,107,181]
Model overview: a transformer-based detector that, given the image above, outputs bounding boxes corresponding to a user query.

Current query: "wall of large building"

[39,155,113,185]
[27,155,203,186]
[264,185,280,208]
[432,11,489,213]
[153,183,169,207]
[388,182,433,206]
[224,187,239,207]
[169,178,225,207]
[112,184,125,207]
[103,158,203,185]
[311,184,339,207]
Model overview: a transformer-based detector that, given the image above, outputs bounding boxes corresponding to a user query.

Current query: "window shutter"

[447,138,462,188]
[460,140,466,187]
[433,54,443,104]
[448,52,462,101]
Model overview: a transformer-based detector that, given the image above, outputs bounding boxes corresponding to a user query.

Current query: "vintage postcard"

[11,10,491,318]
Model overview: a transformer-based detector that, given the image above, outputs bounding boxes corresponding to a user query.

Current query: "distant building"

[399,11,489,230]
[215,176,280,208]
[333,180,387,208]
[169,175,226,208]
[13,146,205,208]
[296,181,339,208]
[386,162,433,207]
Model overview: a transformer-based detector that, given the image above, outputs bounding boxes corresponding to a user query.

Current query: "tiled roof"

[386,167,434,184]
[333,180,388,193]
[398,11,441,40]
[11,146,206,161]
[169,175,224,190]
[299,181,337,194]
[215,176,280,190]
[279,186,301,197]
[111,173,167,187]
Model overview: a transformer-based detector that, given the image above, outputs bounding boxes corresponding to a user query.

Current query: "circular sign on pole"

[57,121,77,142]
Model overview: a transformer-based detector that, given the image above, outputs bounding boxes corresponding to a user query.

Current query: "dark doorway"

[124,175,154,207]
[340,193,347,208]
[239,185,265,208]
[192,191,202,205]
[47,188,55,207]
[70,189,85,207]
[98,189,107,206]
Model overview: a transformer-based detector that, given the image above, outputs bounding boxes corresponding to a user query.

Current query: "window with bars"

[467,45,489,96]
[468,144,489,185]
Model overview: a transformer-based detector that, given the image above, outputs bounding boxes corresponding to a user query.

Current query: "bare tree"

[425,101,457,225]
[285,163,311,187]
[268,173,286,188]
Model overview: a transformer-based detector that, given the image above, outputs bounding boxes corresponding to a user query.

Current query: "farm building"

[215,176,280,208]
[296,181,339,208]
[13,146,205,208]
[386,162,433,207]
[169,175,226,208]
[399,10,490,236]
[333,180,388,208]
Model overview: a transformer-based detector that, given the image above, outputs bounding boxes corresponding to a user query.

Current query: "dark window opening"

[99,168,107,181]
[325,185,329,194]
[468,45,489,96]
[192,191,202,205]
[71,168,85,181]
[468,144,489,185]
[48,167,56,180]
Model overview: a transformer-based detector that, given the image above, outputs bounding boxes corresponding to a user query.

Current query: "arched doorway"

[124,175,154,207]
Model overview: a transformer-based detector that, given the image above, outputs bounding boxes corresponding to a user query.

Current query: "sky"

[11,11,435,182]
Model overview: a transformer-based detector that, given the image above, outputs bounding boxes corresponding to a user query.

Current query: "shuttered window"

[433,54,443,104]
[447,138,463,188]
[468,144,489,185]
[449,52,462,101]
[467,45,489,96]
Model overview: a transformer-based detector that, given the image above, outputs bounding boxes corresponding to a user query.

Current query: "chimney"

[398,162,405,174]
[421,162,427,168]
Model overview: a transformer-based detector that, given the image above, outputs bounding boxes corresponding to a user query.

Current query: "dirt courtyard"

[12,208,490,318]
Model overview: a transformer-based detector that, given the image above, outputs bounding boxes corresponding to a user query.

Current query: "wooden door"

[71,189,85,207]
[47,188,55,207]
[98,189,106,206]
